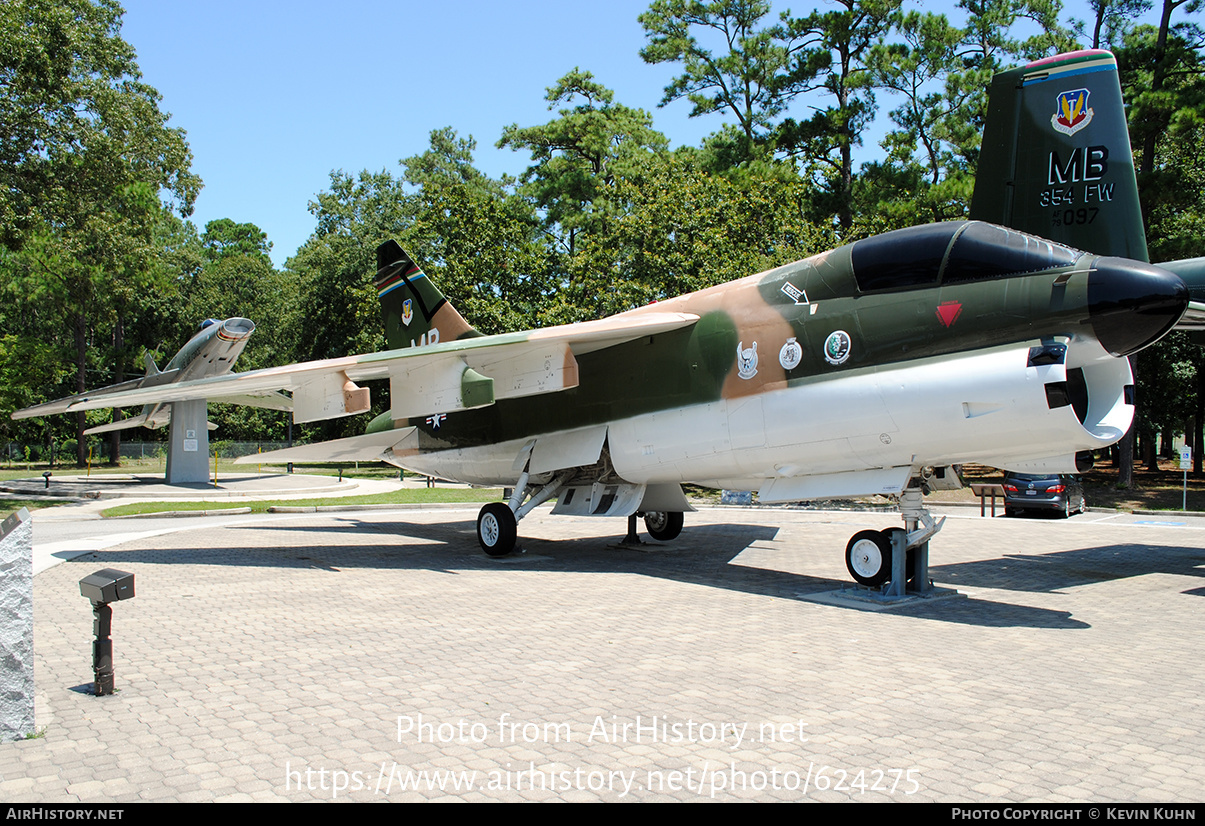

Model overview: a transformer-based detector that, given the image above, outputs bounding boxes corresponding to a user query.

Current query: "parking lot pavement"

[4,505,1204,802]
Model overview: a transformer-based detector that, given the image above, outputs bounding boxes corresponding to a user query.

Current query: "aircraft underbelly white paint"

[612,340,1131,493]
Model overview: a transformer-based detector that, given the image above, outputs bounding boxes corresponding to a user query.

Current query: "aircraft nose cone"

[1088,258,1188,356]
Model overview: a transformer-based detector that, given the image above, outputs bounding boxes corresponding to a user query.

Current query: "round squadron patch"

[823,330,851,365]
[779,337,802,371]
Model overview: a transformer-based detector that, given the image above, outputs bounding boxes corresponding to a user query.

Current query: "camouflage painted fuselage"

[387,220,1184,498]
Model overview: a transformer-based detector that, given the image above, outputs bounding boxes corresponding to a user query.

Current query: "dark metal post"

[78,568,134,697]
[91,602,114,696]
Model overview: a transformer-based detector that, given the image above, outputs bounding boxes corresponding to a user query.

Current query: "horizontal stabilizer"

[233,427,417,465]
[83,414,150,435]
[1176,302,1205,332]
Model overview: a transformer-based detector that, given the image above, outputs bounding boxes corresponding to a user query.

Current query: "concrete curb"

[268,502,485,514]
[105,506,254,519]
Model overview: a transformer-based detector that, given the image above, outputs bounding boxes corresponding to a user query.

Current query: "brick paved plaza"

[3,506,1203,801]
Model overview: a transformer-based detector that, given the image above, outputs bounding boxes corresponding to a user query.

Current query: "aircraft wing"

[13,312,700,425]
[208,391,294,412]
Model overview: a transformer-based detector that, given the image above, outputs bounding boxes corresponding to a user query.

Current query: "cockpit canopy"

[850,221,1082,293]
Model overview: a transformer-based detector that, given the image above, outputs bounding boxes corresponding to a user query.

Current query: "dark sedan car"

[1003,473,1086,518]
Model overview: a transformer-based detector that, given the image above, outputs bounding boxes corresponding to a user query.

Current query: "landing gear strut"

[475,466,567,557]
[844,487,943,596]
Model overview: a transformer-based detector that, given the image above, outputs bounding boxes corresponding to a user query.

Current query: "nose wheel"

[843,487,941,596]
[845,530,891,587]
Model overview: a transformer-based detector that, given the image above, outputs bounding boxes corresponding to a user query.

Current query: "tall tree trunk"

[1144,428,1158,471]
[74,309,87,467]
[108,312,124,465]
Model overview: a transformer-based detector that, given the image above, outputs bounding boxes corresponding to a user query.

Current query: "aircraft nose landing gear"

[843,487,943,598]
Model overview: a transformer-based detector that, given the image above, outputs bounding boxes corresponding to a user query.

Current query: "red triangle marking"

[935,301,963,328]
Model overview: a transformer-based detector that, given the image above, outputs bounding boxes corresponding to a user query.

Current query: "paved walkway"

[3,504,1204,801]
[3,470,411,504]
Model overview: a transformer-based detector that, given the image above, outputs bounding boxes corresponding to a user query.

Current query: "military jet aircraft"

[13,50,1203,589]
[12,316,291,435]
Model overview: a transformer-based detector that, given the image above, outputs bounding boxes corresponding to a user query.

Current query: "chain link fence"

[3,441,292,464]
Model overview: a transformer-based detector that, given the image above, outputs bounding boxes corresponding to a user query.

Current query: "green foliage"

[0,0,199,251]
[289,169,411,364]
[201,219,272,261]
[498,70,669,256]
[410,183,558,335]
[859,10,976,226]
[0,0,200,463]
[639,0,810,155]
[1071,0,1154,48]
[1136,333,1200,436]
[402,127,507,197]
[1117,12,1205,247]
[775,0,902,229]
[567,152,835,319]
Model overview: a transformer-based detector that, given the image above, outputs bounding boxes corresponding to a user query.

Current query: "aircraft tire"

[845,530,892,588]
[477,502,517,557]
[643,511,683,541]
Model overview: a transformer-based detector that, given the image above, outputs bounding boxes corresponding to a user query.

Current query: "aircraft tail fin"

[375,241,480,350]
[970,49,1148,262]
[144,352,160,376]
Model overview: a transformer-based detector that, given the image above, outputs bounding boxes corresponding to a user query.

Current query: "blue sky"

[121,0,708,266]
[118,1,1179,268]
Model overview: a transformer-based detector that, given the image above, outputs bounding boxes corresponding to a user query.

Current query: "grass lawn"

[9,456,1205,519]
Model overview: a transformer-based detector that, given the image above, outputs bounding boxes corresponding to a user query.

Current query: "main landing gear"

[476,467,567,557]
[843,488,943,596]
[476,502,517,557]
[642,510,683,541]
[475,464,688,556]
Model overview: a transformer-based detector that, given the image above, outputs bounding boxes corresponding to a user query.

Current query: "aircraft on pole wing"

[13,317,291,482]
[13,51,1205,590]
[13,317,292,434]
